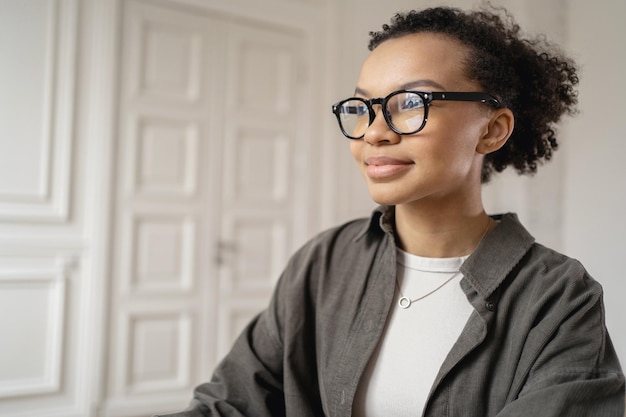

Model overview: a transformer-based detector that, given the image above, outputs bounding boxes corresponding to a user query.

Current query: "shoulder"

[289,207,390,266]
[521,241,602,301]
[490,217,604,314]
[466,213,603,303]
[276,208,393,299]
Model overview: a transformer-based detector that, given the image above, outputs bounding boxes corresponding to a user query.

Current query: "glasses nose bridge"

[366,97,386,123]
[368,97,385,110]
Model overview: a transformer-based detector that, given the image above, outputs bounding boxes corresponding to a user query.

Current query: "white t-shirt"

[352,249,474,417]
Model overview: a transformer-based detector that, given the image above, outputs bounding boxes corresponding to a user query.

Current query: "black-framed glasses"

[331,90,502,140]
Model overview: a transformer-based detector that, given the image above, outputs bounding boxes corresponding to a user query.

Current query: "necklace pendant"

[399,296,411,309]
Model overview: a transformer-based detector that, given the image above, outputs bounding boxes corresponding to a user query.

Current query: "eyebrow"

[354,79,447,97]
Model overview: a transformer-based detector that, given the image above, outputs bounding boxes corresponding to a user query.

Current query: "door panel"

[106,2,220,414]
[105,1,311,414]
[217,21,306,358]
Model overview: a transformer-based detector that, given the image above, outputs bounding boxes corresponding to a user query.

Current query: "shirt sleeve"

[495,275,625,416]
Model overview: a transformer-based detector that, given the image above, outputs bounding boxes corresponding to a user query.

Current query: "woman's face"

[350,32,493,208]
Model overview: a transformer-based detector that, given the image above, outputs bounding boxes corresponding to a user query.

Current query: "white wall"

[563,0,626,365]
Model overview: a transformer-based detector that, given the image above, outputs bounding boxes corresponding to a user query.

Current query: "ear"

[476,108,514,155]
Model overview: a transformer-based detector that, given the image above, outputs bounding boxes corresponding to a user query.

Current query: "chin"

[367,191,406,207]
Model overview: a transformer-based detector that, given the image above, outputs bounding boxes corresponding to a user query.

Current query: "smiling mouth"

[364,156,413,179]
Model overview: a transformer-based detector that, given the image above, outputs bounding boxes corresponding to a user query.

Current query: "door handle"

[215,240,237,265]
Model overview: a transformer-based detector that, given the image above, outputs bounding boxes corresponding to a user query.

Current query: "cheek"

[349,140,363,162]
[429,112,485,155]
[418,129,481,178]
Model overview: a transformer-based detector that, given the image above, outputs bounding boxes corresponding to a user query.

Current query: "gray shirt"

[156,206,625,417]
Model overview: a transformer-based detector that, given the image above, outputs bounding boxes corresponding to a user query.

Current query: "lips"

[365,156,412,166]
[364,156,413,179]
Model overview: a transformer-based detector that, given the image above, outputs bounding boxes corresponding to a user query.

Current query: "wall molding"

[0,0,78,223]
[0,256,72,398]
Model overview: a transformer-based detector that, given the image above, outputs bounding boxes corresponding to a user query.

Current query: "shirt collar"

[356,206,536,298]
[461,213,535,298]
[354,205,395,241]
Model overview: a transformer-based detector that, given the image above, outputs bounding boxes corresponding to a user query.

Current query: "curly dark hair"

[368,6,579,183]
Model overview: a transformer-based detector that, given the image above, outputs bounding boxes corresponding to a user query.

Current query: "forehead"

[357,32,474,94]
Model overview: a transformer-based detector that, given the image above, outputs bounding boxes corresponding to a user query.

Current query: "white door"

[103,1,313,415]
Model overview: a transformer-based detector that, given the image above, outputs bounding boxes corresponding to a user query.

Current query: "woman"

[156,6,624,417]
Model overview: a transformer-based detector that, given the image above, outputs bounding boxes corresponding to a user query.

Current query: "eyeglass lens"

[337,91,426,139]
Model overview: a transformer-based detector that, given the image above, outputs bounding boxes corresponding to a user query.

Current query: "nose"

[363,106,401,146]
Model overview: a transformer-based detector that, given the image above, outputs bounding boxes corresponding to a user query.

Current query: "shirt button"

[485,301,496,311]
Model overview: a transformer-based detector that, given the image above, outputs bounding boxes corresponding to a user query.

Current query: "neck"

[394,202,493,258]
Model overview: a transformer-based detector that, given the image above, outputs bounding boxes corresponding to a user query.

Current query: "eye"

[400,95,424,110]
